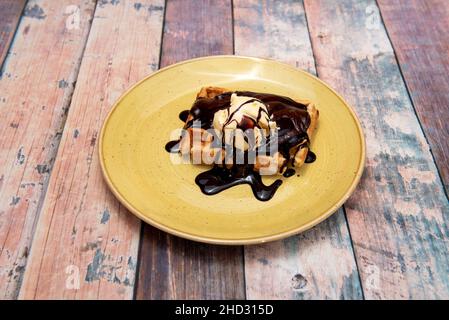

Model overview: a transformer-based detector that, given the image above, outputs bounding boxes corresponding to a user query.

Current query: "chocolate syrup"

[195,165,282,201]
[166,92,317,201]
[179,110,190,122]
[305,151,316,163]
[283,168,296,178]
[165,140,181,153]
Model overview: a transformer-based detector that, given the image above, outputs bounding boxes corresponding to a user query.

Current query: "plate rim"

[99,55,366,245]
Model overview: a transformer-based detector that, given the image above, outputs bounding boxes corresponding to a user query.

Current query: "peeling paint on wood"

[99,0,121,8]
[134,3,142,11]
[234,0,362,300]
[84,248,134,286]
[85,249,105,282]
[35,164,50,175]
[304,0,449,299]
[10,196,21,206]
[135,0,245,300]
[23,4,47,20]
[16,147,25,165]
[100,209,110,224]
[0,0,96,299]
[18,0,165,299]
[58,79,69,89]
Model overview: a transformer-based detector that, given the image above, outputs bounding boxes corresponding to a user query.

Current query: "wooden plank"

[0,0,96,300]
[0,0,26,67]
[19,0,165,299]
[135,0,245,300]
[377,0,449,193]
[304,0,449,299]
[234,0,362,299]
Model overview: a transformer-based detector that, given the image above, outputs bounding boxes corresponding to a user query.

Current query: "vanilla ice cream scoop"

[213,94,277,150]
[213,94,276,131]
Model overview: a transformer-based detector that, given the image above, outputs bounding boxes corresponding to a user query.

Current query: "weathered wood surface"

[234,0,362,299]
[135,0,246,300]
[378,0,449,194]
[0,0,26,67]
[304,0,449,299]
[19,0,165,299]
[0,0,446,300]
[0,0,96,300]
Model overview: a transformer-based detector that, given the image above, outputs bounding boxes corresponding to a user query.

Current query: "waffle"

[179,86,319,174]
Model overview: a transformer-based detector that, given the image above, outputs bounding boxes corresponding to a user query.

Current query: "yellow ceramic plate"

[99,56,365,245]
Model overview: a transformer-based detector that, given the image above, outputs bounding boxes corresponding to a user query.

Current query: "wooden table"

[0,0,448,300]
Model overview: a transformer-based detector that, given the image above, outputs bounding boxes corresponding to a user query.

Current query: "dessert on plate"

[165,86,319,201]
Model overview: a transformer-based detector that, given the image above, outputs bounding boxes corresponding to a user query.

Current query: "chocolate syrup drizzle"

[195,165,282,201]
[165,91,316,201]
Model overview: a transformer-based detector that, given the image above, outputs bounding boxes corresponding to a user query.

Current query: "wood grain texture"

[135,0,245,300]
[234,0,362,300]
[304,0,449,299]
[159,0,234,66]
[136,233,245,299]
[377,0,449,194]
[18,0,164,299]
[0,0,26,67]
[0,0,96,300]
